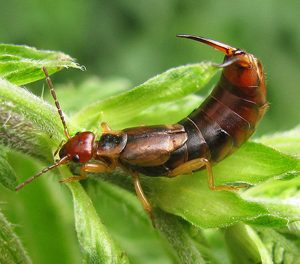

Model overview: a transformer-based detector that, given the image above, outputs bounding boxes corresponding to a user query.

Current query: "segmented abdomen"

[179,73,268,163]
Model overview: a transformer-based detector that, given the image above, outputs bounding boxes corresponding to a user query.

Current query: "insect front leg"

[168,158,248,191]
[60,162,115,183]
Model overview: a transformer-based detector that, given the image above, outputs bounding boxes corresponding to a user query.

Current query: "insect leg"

[101,122,112,133]
[168,158,206,177]
[169,158,247,191]
[202,158,247,191]
[130,171,154,223]
[60,162,114,183]
[59,175,87,183]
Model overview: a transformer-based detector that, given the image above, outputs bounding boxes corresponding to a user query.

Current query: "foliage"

[0,45,300,264]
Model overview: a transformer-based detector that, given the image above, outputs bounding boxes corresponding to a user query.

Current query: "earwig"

[16,35,268,220]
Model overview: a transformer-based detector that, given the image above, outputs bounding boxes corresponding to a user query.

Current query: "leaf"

[0,209,31,264]
[85,174,222,263]
[0,77,72,162]
[1,151,81,264]
[65,172,129,264]
[85,180,179,264]
[0,148,17,190]
[53,77,132,114]
[146,173,286,229]
[256,125,300,157]
[0,44,83,85]
[287,220,300,236]
[154,210,207,264]
[212,142,300,185]
[128,94,203,126]
[201,229,231,263]
[224,224,272,264]
[255,227,300,263]
[143,141,300,229]
[72,63,219,129]
[242,173,300,222]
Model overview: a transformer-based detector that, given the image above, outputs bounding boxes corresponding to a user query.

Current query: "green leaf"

[0,148,17,190]
[146,173,286,229]
[255,227,300,263]
[65,172,129,264]
[128,94,203,126]
[72,63,219,129]
[202,229,231,264]
[242,173,300,222]
[0,209,31,264]
[213,142,300,185]
[0,44,83,85]
[143,141,300,228]
[256,125,300,157]
[225,224,272,264]
[53,77,132,114]
[85,180,179,264]
[84,174,226,264]
[2,152,81,264]
[86,179,215,264]
[287,220,300,236]
[0,77,72,162]
[154,210,207,264]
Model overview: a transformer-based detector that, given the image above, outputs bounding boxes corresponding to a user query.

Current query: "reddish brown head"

[15,68,97,191]
[59,131,95,163]
[177,34,266,104]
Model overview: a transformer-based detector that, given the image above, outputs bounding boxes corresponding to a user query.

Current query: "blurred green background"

[1,0,300,263]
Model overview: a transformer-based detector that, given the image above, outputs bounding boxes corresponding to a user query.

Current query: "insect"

[16,35,268,219]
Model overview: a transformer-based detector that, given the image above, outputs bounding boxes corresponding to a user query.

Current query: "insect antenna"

[176,34,237,56]
[15,156,69,191]
[42,67,70,139]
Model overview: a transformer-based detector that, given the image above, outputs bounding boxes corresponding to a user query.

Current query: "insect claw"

[177,34,237,56]
[214,57,240,68]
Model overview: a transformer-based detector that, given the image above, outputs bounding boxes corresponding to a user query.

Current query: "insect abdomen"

[180,71,268,163]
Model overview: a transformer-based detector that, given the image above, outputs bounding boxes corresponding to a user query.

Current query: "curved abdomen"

[180,73,268,163]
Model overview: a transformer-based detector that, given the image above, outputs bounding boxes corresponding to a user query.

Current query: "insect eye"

[72,154,80,162]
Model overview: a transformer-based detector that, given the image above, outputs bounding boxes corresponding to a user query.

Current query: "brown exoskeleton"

[16,35,268,220]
